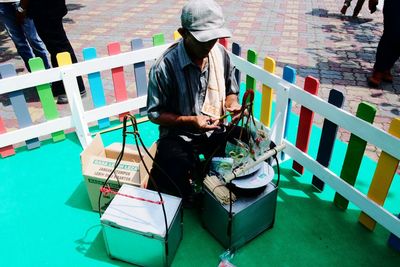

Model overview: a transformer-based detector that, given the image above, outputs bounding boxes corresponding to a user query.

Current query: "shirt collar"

[177,40,193,69]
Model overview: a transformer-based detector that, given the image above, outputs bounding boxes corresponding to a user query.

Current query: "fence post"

[292,76,319,174]
[246,49,257,91]
[311,89,344,191]
[260,57,275,127]
[81,48,110,128]
[333,102,376,210]
[60,66,92,148]
[28,57,65,142]
[131,38,148,116]
[107,42,129,121]
[359,118,400,230]
[232,42,241,85]
[0,64,40,149]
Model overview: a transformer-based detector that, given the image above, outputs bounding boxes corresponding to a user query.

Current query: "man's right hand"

[194,115,220,132]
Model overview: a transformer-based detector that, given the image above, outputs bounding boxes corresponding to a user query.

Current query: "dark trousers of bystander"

[32,16,85,96]
[373,0,400,72]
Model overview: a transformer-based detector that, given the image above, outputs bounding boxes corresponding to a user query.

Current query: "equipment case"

[201,182,278,250]
[101,184,182,267]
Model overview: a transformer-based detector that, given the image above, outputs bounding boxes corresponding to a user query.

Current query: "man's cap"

[181,0,231,42]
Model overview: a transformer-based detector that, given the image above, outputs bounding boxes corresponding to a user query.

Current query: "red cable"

[100,185,164,205]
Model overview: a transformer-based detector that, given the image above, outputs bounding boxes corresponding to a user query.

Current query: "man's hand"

[368,0,378,13]
[226,102,242,124]
[194,115,220,131]
[225,94,243,124]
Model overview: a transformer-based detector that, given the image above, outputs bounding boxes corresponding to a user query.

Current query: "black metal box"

[201,182,278,250]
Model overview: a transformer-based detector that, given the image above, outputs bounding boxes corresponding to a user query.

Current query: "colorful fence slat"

[292,76,319,174]
[246,49,257,91]
[107,42,129,121]
[260,57,275,127]
[0,116,15,158]
[388,214,400,251]
[232,42,241,84]
[152,33,165,46]
[173,31,181,41]
[28,58,65,142]
[0,64,40,150]
[311,89,344,191]
[81,48,110,129]
[359,118,400,230]
[0,64,16,157]
[219,38,228,49]
[131,38,147,116]
[333,102,377,210]
[281,66,296,160]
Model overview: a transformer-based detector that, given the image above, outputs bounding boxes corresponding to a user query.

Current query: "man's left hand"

[226,102,242,124]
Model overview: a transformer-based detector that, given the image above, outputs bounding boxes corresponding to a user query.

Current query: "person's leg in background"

[21,16,50,69]
[32,15,86,102]
[0,2,35,71]
[368,0,400,87]
[341,0,352,15]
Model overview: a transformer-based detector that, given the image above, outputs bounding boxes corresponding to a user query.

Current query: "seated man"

[147,0,244,205]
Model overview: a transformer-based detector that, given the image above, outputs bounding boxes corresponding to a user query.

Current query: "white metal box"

[101,184,182,267]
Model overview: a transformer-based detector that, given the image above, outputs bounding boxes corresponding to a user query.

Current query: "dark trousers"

[148,126,249,200]
[374,0,400,72]
[32,16,85,95]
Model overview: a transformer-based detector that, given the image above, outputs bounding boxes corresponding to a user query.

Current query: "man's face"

[184,31,218,61]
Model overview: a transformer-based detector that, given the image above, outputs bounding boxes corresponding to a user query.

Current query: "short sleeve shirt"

[147,40,239,137]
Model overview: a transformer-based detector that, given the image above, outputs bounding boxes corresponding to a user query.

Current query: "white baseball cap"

[181,0,232,42]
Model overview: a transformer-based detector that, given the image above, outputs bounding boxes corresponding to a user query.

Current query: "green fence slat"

[333,102,377,210]
[152,33,165,46]
[28,58,65,142]
[246,49,257,91]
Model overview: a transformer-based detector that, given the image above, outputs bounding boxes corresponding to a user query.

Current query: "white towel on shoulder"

[201,45,226,118]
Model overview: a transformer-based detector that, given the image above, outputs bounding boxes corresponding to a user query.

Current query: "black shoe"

[56,90,87,105]
[56,94,68,104]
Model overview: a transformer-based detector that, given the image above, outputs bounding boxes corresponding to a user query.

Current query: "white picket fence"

[0,43,399,239]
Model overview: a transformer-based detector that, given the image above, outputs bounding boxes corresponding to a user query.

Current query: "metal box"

[201,181,278,250]
[101,184,182,267]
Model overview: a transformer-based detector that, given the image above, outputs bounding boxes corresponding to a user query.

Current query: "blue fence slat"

[0,64,40,149]
[82,47,110,129]
[131,38,148,116]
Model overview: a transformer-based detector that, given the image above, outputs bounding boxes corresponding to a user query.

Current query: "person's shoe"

[56,94,69,104]
[382,70,393,83]
[80,89,87,97]
[368,70,393,87]
[56,90,87,104]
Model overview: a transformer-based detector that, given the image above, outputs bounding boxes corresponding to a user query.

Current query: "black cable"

[273,150,281,188]
[128,115,170,256]
[97,116,129,216]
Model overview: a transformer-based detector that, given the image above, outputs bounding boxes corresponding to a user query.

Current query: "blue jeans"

[0,2,50,70]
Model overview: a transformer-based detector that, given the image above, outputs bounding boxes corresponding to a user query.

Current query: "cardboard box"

[201,164,278,250]
[105,143,140,162]
[101,184,182,267]
[81,134,157,211]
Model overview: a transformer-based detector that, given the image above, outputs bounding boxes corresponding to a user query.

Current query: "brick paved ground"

[0,0,399,162]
